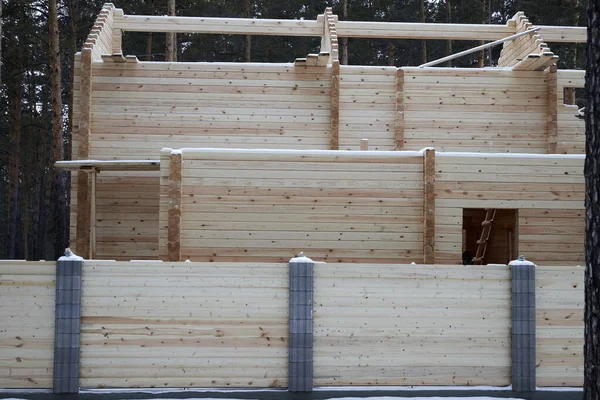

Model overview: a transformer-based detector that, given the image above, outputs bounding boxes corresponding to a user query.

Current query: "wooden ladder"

[473,209,497,265]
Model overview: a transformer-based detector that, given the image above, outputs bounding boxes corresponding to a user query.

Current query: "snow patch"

[58,254,84,261]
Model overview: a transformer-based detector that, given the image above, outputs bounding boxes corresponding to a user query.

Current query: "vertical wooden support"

[76,46,93,259]
[395,68,405,150]
[360,139,369,151]
[168,151,183,261]
[113,8,124,54]
[423,149,436,264]
[546,64,559,154]
[112,29,122,54]
[89,168,97,259]
[330,60,340,150]
[318,14,331,56]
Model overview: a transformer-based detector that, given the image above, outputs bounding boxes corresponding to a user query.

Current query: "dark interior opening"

[462,209,518,265]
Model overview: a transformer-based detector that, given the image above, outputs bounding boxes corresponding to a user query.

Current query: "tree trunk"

[341,0,348,65]
[49,0,67,258]
[7,39,24,259]
[478,0,486,67]
[67,0,78,159]
[1,0,2,84]
[584,2,600,399]
[165,0,176,61]
[387,41,395,66]
[245,0,251,62]
[566,0,580,105]
[145,0,154,61]
[420,0,426,64]
[145,33,153,61]
[446,0,452,67]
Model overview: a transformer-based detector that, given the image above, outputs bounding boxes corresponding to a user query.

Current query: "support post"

[546,64,559,153]
[330,60,340,150]
[76,46,93,259]
[395,69,405,150]
[288,253,314,392]
[53,253,83,393]
[423,149,436,264]
[168,151,183,261]
[88,168,98,259]
[509,256,536,392]
[360,139,369,151]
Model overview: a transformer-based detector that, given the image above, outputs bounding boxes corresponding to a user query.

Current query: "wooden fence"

[0,260,583,389]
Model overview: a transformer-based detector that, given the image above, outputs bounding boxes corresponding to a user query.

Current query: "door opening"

[462,209,518,265]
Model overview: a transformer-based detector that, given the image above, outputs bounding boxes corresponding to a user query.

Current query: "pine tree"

[584,2,600,399]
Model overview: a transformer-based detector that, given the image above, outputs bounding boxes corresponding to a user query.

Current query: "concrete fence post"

[509,255,536,392]
[288,252,314,392]
[53,250,84,393]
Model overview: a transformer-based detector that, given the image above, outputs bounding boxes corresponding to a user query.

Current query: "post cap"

[58,247,84,261]
[289,251,313,264]
[508,255,536,267]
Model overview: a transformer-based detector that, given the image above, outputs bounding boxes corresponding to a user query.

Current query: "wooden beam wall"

[0,261,57,388]
[73,3,116,258]
[557,70,585,154]
[314,263,512,385]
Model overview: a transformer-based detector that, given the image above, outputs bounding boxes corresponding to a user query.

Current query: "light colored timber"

[109,9,586,43]
[0,261,56,389]
[113,14,323,36]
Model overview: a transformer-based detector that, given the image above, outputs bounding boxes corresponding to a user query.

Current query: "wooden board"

[536,265,584,386]
[79,261,288,389]
[159,149,423,263]
[313,263,512,386]
[0,262,56,388]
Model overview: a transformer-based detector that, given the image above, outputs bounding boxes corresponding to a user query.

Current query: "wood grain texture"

[0,261,56,388]
[313,263,512,386]
[435,154,585,264]
[536,265,584,386]
[547,64,558,153]
[79,261,288,388]
[167,152,182,261]
[159,149,424,263]
[402,67,550,153]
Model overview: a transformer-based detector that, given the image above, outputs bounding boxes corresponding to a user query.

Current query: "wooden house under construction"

[64,3,587,266]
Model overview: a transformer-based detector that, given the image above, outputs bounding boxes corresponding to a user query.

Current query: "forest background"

[0,0,588,260]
